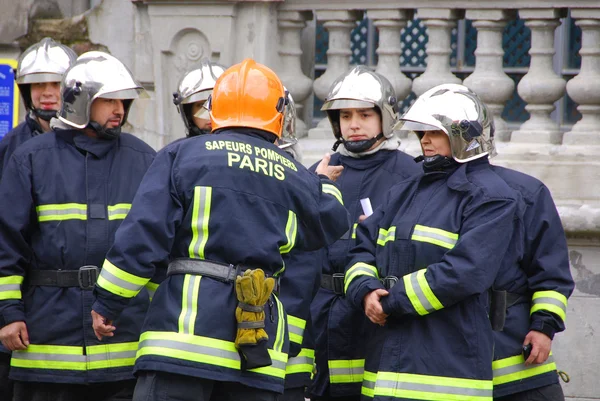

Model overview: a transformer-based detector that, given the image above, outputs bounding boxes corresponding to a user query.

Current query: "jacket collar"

[55,129,118,159]
[446,157,490,192]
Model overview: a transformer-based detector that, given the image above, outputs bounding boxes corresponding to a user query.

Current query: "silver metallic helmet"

[16,37,77,110]
[279,89,298,150]
[394,84,495,163]
[58,51,148,129]
[173,59,226,136]
[321,65,398,139]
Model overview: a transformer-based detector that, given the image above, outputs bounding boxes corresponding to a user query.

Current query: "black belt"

[27,266,99,290]
[167,258,280,292]
[320,273,344,295]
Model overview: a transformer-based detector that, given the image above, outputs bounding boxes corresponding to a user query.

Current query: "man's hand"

[523,330,552,365]
[363,289,389,326]
[91,310,116,341]
[0,321,29,350]
[358,214,368,223]
[315,153,343,182]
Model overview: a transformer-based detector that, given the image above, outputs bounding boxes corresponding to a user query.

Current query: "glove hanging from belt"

[234,268,275,370]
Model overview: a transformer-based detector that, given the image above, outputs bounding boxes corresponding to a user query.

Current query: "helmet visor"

[100,88,149,100]
[321,99,374,111]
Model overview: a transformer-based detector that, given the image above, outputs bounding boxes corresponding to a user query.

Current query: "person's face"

[191,101,211,131]
[339,108,382,149]
[90,98,125,129]
[30,82,61,111]
[419,130,452,158]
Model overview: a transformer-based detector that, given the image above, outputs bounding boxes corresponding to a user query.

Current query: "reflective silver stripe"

[330,366,364,377]
[37,206,87,220]
[494,355,555,378]
[322,183,344,205]
[411,225,458,249]
[287,355,313,367]
[12,352,85,363]
[288,324,303,339]
[0,284,20,292]
[375,379,493,398]
[107,204,131,220]
[189,186,212,259]
[532,297,567,314]
[409,272,437,314]
[363,378,376,390]
[184,275,201,334]
[99,267,143,293]
[87,350,137,362]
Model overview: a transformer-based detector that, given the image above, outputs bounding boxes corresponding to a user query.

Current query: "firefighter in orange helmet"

[91,58,350,401]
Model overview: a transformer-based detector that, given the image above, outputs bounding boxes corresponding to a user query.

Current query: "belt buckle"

[382,276,398,290]
[332,273,345,295]
[78,265,99,290]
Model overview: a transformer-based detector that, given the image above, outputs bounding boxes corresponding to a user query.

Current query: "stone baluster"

[412,8,462,97]
[511,9,566,144]
[368,9,413,105]
[277,10,314,138]
[563,9,600,146]
[463,10,516,142]
[309,10,362,138]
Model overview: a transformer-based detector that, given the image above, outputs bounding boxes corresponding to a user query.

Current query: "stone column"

[563,9,600,146]
[277,10,313,138]
[511,9,566,145]
[368,9,413,104]
[309,10,362,139]
[412,8,462,97]
[463,10,516,142]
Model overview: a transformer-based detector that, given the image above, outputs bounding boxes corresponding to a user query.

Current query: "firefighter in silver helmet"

[173,59,226,137]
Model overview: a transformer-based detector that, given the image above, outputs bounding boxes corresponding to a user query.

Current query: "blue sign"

[0,59,19,139]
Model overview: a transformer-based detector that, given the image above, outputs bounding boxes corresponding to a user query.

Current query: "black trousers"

[12,379,135,401]
[495,383,564,401]
[0,353,13,401]
[133,371,279,401]
[280,387,306,401]
[311,396,360,401]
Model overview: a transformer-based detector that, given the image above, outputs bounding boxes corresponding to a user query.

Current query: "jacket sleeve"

[92,149,184,321]
[0,155,35,327]
[344,204,387,310]
[381,196,517,317]
[522,185,574,339]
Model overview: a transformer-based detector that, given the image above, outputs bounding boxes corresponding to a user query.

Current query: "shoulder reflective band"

[286,348,315,375]
[377,226,396,246]
[322,183,344,205]
[329,359,365,384]
[146,281,159,301]
[493,353,557,385]
[403,269,444,316]
[411,224,458,250]
[189,186,212,259]
[97,259,148,298]
[137,331,288,379]
[107,203,132,220]
[0,275,23,300]
[369,371,492,401]
[287,315,306,345]
[344,262,379,294]
[530,290,567,323]
[36,203,87,222]
[178,275,202,334]
[279,210,298,254]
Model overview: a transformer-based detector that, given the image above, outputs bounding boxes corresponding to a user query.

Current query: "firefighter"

[91,58,350,401]
[0,51,156,401]
[0,37,77,175]
[172,59,226,138]
[344,84,518,401]
[303,66,421,401]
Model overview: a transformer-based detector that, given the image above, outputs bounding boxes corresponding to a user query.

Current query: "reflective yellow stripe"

[287,315,306,345]
[97,259,147,298]
[273,294,285,353]
[329,359,365,384]
[372,371,492,401]
[137,331,288,378]
[377,226,396,246]
[322,183,344,205]
[493,353,557,385]
[178,275,202,334]
[107,203,132,220]
[530,290,567,322]
[345,262,379,293]
[36,203,87,222]
[11,343,137,371]
[0,275,23,300]
[362,370,377,398]
[286,348,314,375]
[146,281,159,301]
[411,224,458,249]
[189,186,212,259]
[279,210,298,254]
[351,223,358,239]
[403,269,443,316]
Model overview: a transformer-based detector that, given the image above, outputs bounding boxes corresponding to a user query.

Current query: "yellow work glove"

[234,268,275,369]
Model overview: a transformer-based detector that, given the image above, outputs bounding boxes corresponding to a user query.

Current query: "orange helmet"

[210,58,286,138]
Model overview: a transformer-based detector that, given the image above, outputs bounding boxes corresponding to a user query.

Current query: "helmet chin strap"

[332,132,384,153]
[417,154,457,171]
[32,108,58,122]
[188,126,211,137]
[87,121,122,140]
